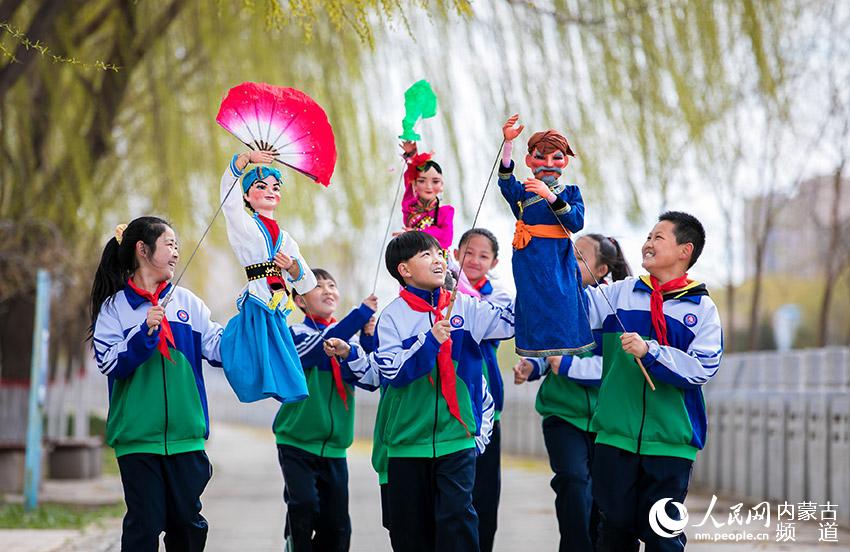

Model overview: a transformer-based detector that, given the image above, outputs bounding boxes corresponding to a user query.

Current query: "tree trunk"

[747,237,766,350]
[0,293,35,381]
[816,162,846,346]
[0,0,64,100]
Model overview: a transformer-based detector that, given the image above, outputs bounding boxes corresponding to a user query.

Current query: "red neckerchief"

[257,214,286,290]
[126,278,175,362]
[649,274,691,346]
[398,288,470,434]
[306,314,348,410]
[472,277,488,292]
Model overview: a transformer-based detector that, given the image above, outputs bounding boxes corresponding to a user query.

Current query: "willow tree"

[0,0,471,384]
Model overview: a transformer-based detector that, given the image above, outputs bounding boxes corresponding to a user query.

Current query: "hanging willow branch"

[0,20,120,71]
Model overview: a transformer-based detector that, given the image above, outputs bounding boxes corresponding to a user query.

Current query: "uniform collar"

[403,285,441,307]
[124,282,172,309]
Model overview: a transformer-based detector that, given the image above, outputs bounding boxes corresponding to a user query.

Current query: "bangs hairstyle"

[416,159,442,175]
[385,231,442,286]
[292,268,336,313]
[292,268,336,299]
[458,228,499,259]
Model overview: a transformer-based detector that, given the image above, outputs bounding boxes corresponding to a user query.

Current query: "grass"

[0,501,124,529]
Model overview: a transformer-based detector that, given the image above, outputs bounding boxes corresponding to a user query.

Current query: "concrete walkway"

[3,422,847,551]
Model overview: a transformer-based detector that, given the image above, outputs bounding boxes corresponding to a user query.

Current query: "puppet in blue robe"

[497,114,593,357]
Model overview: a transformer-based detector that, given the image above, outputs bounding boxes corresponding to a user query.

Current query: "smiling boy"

[346,231,515,551]
[583,211,722,552]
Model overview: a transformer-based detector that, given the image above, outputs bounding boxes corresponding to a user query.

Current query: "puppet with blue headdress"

[219,150,317,403]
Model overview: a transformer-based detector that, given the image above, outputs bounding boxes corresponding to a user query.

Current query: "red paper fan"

[216,82,337,186]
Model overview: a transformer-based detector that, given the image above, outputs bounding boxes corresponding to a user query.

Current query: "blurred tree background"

[1,0,848,386]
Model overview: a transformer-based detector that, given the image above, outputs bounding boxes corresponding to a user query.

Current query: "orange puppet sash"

[512,220,571,250]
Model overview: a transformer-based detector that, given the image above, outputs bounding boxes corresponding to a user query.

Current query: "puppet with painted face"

[397,140,455,250]
[218,150,318,403]
[498,115,594,357]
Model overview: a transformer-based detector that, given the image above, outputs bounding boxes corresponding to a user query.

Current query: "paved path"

[3,422,847,550]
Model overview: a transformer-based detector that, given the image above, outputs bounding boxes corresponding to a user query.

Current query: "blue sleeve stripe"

[295,332,323,354]
[100,359,117,375]
[92,336,111,349]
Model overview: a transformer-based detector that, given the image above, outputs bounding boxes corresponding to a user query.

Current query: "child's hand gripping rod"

[542,202,655,391]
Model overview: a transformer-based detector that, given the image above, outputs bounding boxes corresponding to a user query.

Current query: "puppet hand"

[248,150,277,164]
[513,358,534,384]
[273,251,294,271]
[523,177,551,199]
[620,332,649,358]
[502,114,524,142]
[362,294,378,312]
[431,319,452,344]
[146,305,166,331]
[399,141,418,158]
[324,337,351,360]
[362,316,377,336]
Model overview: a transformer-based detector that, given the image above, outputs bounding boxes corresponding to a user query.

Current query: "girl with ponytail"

[90,216,223,551]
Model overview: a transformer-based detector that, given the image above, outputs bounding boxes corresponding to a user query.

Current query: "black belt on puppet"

[245,261,284,283]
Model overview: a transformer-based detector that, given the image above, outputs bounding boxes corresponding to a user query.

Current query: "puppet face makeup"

[398,246,447,291]
[413,167,444,203]
[244,176,281,213]
[454,234,498,285]
[525,149,569,184]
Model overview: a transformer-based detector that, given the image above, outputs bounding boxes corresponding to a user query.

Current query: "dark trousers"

[472,420,501,552]
[380,483,391,531]
[592,443,692,552]
[277,444,351,552]
[542,416,598,552]
[117,450,212,552]
[387,448,478,552]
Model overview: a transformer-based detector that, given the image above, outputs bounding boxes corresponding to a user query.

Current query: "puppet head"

[242,165,283,213]
[410,152,444,203]
[525,130,575,185]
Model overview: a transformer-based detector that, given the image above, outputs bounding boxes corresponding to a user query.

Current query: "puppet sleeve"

[497,161,524,218]
[551,184,585,233]
[281,232,317,295]
[423,204,454,249]
[221,156,254,241]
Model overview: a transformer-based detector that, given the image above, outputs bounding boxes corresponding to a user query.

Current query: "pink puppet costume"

[400,144,455,250]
